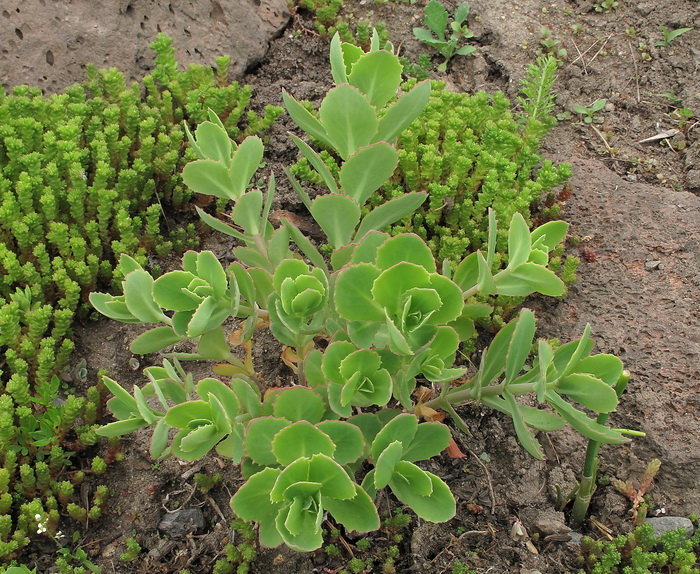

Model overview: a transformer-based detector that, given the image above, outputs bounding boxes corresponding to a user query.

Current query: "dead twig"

[627,39,641,103]
[464,444,497,515]
[567,39,598,69]
[588,35,612,66]
[571,39,589,75]
[589,124,613,154]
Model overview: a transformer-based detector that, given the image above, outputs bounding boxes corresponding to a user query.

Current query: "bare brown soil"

[3,0,699,572]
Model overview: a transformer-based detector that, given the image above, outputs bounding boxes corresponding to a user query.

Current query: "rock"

[645,516,695,539]
[158,508,205,538]
[520,508,571,537]
[0,0,290,94]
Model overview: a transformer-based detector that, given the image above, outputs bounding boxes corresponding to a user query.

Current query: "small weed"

[594,0,618,12]
[119,535,141,562]
[579,521,700,573]
[194,472,222,494]
[452,560,477,574]
[413,0,476,72]
[655,24,693,47]
[572,99,607,123]
[538,26,567,60]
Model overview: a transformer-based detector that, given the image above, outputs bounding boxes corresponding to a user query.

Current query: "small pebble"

[158,508,205,538]
[645,260,662,270]
[646,516,695,539]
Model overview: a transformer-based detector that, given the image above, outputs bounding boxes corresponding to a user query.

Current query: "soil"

[3,0,700,573]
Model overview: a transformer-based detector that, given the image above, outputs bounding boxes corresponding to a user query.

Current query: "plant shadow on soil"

[6,0,700,572]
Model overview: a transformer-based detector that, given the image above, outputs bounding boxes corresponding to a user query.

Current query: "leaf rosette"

[321,342,393,416]
[335,234,463,353]
[362,413,455,522]
[232,419,377,551]
[89,251,240,357]
[268,259,329,346]
[273,260,328,318]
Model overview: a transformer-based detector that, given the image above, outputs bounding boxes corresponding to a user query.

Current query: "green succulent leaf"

[531,220,568,250]
[275,494,324,551]
[573,354,624,387]
[502,392,545,459]
[310,194,361,248]
[323,484,380,533]
[371,413,418,461]
[152,271,199,311]
[282,90,334,150]
[316,421,365,465]
[506,263,565,297]
[401,422,451,462]
[123,269,168,323]
[194,120,232,164]
[165,400,212,428]
[347,50,403,109]
[505,309,537,384]
[556,373,619,413]
[339,143,399,205]
[355,192,427,240]
[96,417,149,437]
[89,293,139,323]
[245,417,289,466]
[424,0,449,40]
[229,136,264,198]
[232,189,264,236]
[374,80,431,143]
[319,84,378,159]
[335,263,385,321]
[271,421,336,466]
[100,376,138,419]
[377,234,436,272]
[130,326,187,355]
[230,467,284,547]
[289,134,339,194]
[477,318,517,387]
[183,159,236,200]
[272,387,326,424]
[174,423,226,460]
[195,207,247,241]
[329,32,348,84]
[546,392,630,444]
[507,213,532,269]
[389,466,455,522]
[374,440,404,489]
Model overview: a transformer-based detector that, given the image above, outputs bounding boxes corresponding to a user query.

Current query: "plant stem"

[423,379,538,410]
[570,370,630,529]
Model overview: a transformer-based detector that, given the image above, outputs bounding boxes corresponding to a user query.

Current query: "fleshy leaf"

[319,84,378,160]
[374,440,404,489]
[309,194,361,248]
[272,387,326,424]
[347,50,403,109]
[389,468,456,522]
[271,421,336,466]
[373,80,431,143]
[123,269,168,323]
[229,136,264,198]
[401,422,451,462]
[323,484,380,533]
[339,143,399,205]
[556,373,619,413]
[130,326,187,355]
[183,159,236,200]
